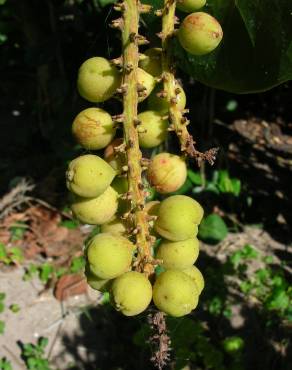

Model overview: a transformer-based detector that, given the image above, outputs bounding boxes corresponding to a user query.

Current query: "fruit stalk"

[161,0,218,165]
[121,0,154,275]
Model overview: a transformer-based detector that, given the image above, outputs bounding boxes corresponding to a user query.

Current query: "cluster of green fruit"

[65,0,223,318]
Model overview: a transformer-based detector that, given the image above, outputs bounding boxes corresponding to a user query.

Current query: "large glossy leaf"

[173,0,292,93]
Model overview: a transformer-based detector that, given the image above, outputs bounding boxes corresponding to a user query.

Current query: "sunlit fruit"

[86,233,134,279]
[71,186,118,225]
[72,107,116,150]
[181,266,204,294]
[153,270,199,317]
[177,0,206,13]
[104,138,125,173]
[137,68,156,102]
[137,111,168,148]
[111,271,152,316]
[101,218,127,236]
[148,82,186,113]
[85,264,111,292]
[139,48,162,77]
[154,195,204,241]
[147,153,187,194]
[156,238,199,269]
[66,154,116,198]
[77,57,121,102]
[178,12,223,56]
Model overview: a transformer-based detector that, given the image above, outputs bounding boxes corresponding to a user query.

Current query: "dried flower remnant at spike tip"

[77,57,121,102]
[153,270,199,317]
[154,195,204,241]
[147,153,187,194]
[178,12,223,56]
[137,111,168,148]
[72,108,116,150]
[111,271,152,316]
[71,187,118,225]
[177,0,206,13]
[66,154,116,198]
[156,237,199,269]
[86,233,134,280]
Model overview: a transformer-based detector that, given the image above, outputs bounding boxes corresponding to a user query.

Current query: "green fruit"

[137,111,168,148]
[145,200,160,229]
[154,195,204,241]
[177,0,206,13]
[77,57,121,102]
[222,337,244,353]
[101,218,127,236]
[147,153,187,194]
[111,271,152,316]
[72,107,116,150]
[137,68,156,102]
[181,266,204,294]
[87,233,134,279]
[156,238,199,269]
[178,12,223,56]
[148,82,186,113]
[153,270,199,317]
[104,138,125,173]
[111,176,129,215]
[85,264,111,292]
[66,154,116,198]
[139,48,162,77]
[71,186,118,225]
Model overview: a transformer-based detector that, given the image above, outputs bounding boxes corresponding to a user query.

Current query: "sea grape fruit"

[86,233,134,279]
[147,153,187,194]
[145,200,160,229]
[178,12,223,56]
[111,271,152,316]
[177,0,206,13]
[156,238,199,269]
[154,195,204,241]
[85,264,111,292]
[137,111,168,148]
[137,68,156,102]
[153,270,199,317]
[71,186,118,225]
[66,154,116,198]
[104,138,125,173]
[148,82,186,113]
[181,266,204,294]
[111,176,129,214]
[72,107,116,150]
[77,57,121,102]
[139,48,162,77]
[101,218,127,236]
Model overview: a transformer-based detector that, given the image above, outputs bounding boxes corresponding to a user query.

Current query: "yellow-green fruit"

[111,271,152,316]
[101,218,127,236]
[137,111,168,148]
[153,270,199,317]
[104,138,125,173]
[156,238,199,269]
[147,153,187,194]
[145,200,160,229]
[155,195,204,241]
[77,57,121,102]
[177,0,206,13]
[85,264,110,292]
[137,68,156,102]
[87,233,134,279]
[66,154,116,198]
[148,82,186,113]
[178,12,223,56]
[72,108,116,150]
[139,48,162,77]
[111,177,129,215]
[71,186,118,225]
[181,266,204,294]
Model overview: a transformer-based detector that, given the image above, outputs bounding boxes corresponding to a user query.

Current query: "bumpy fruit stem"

[161,0,218,165]
[121,0,154,276]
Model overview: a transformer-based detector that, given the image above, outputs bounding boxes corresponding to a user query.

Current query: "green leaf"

[265,289,290,311]
[222,336,244,353]
[9,304,20,313]
[0,0,7,5]
[198,214,228,244]
[169,177,193,195]
[187,169,202,185]
[0,243,7,262]
[9,247,23,262]
[59,219,79,230]
[70,256,85,273]
[174,0,292,93]
[0,292,6,301]
[0,320,5,335]
[39,264,54,283]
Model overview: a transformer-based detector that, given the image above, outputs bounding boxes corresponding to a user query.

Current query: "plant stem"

[121,0,154,276]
